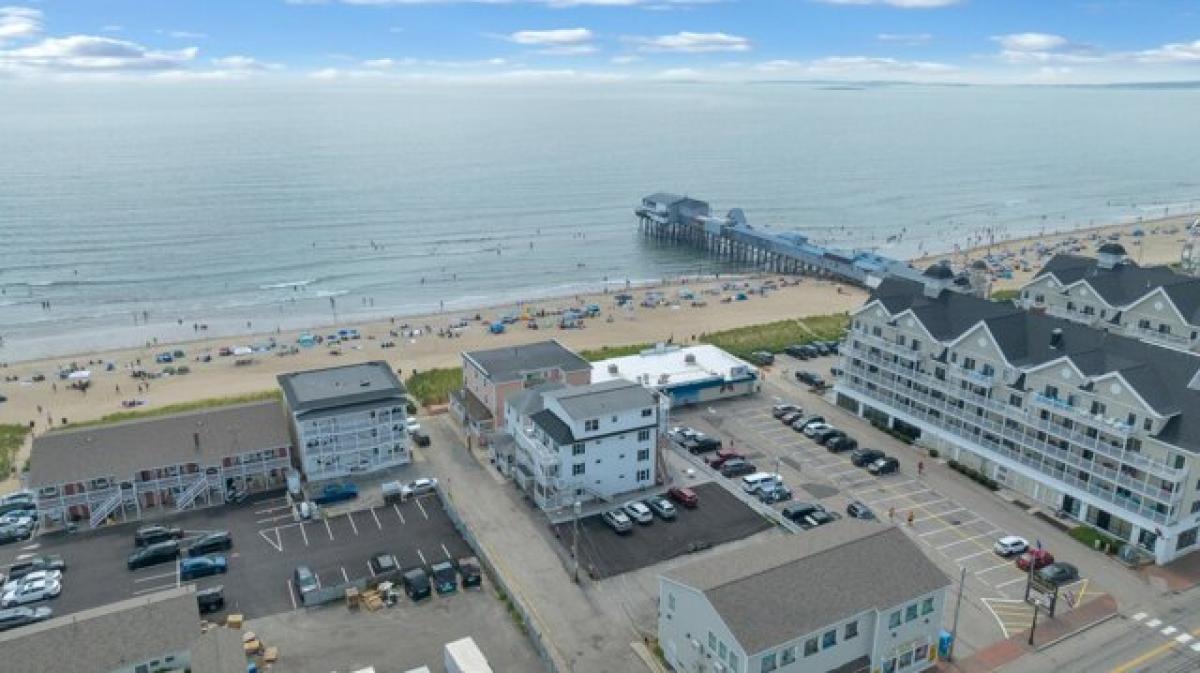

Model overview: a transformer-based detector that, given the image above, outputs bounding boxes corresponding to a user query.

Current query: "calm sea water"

[2,82,1198,361]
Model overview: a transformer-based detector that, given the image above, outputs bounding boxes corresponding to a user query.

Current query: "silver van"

[741,472,782,494]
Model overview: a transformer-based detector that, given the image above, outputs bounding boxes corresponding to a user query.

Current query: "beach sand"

[1,211,1195,493]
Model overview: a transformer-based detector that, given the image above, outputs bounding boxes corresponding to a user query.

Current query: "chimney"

[1050,328,1063,349]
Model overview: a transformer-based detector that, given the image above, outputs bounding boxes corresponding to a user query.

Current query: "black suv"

[782,502,825,523]
[128,540,180,570]
[720,460,756,478]
[784,344,809,359]
[814,428,847,445]
[196,586,225,614]
[795,371,826,387]
[430,561,458,595]
[458,557,482,589]
[850,448,886,467]
[187,531,232,557]
[684,436,722,455]
[403,567,431,601]
[134,524,183,547]
[827,436,858,453]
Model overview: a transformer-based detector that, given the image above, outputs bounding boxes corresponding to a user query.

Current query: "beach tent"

[67,370,91,380]
[489,322,505,334]
[297,333,317,347]
[232,346,253,356]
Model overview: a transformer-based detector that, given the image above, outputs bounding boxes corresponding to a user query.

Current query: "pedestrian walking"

[888,506,895,522]
[907,511,915,527]
[918,460,925,476]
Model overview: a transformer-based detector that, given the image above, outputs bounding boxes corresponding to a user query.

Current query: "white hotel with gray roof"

[659,526,949,673]
[835,265,1200,565]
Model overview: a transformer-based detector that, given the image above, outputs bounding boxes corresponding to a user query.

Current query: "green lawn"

[0,424,30,478]
[405,367,463,407]
[62,390,282,429]
[1068,525,1123,553]
[990,289,1021,302]
[578,343,652,362]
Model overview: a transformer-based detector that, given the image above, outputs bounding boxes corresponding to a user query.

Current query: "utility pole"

[947,565,966,661]
[1025,547,1039,646]
[572,500,582,583]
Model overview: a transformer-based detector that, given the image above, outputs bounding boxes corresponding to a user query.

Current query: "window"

[641,408,653,417]
[709,632,717,651]
[905,604,919,622]
[1177,527,1198,550]
[572,463,585,476]
[899,650,913,668]
[780,646,796,665]
[822,629,837,649]
[638,429,651,442]
[1035,294,1045,303]
[911,339,921,352]
[730,653,740,673]
[719,642,727,660]
[1159,324,1172,334]
[889,611,902,628]
[1144,418,1153,432]
[804,638,818,656]
[1044,385,1059,399]
[637,449,650,461]
[611,415,619,423]
[667,593,675,611]
[1191,501,1200,514]
[963,357,976,370]
[637,469,650,481]
[981,364,995,377]
[921,597,935,615]
[572,443,585,455]
[1009,394,1023,407]
[844,620,859,640]
[760,652,776,673]
[1090,401,1106,416]
[1139,318,1152,329]
[1067,301,1076,311]
[585,419,599,431]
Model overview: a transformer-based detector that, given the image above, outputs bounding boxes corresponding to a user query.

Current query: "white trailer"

[444,637,493,673]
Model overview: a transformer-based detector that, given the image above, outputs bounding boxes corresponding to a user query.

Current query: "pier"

[636,192,926,288]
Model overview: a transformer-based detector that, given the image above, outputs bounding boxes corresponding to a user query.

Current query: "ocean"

[2,82,1198,361]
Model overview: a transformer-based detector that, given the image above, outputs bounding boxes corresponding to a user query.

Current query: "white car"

[400,477,439,498]
[802,422,834,438]
[623,501,653,525]
[404,418,421,433]
[993,536,1029,557]
[1,579,60,608]
[2,571,61,594]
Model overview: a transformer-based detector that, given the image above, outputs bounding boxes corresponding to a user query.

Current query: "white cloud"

[362,57,403,68]
[876,32,931,45]
[0,35,197,74]
[158,30,209,39]
[653,67,703,80]
[212,55,282,70]
[507,28,597,55]
[751,55,957,79]
[993,32,1067,52]
[815,0,960,7]
[1134,39,1200,64]
[610,54,641,64]
[0,6,41,41]
[296,0,711,7]
[637,31,750,53]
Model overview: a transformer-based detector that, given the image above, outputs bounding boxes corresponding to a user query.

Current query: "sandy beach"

[1,211,1195,493]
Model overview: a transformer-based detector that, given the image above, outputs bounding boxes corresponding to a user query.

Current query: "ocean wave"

[260,279,316,290]
[315,290,349,298]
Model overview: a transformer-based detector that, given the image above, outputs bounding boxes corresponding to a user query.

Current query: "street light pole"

[572,500,582,583]
[947,565,966,661]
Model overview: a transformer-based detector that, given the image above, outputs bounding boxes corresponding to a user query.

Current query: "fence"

[435,484,564,673]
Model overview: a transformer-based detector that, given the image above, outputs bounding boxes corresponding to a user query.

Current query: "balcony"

[1030,393,1133,438]
[1127,326,1196,350]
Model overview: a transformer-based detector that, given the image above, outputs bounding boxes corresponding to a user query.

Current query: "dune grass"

[0,424,30,478]
[699,313,850,360]
[406,368,463,407]
[62,390,281,430]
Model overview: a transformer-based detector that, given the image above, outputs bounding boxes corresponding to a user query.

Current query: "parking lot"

[0,487,471,620]
[551,482,772,579]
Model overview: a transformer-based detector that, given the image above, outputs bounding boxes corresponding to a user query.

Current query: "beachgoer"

[888,507,895,522]
[918,461,924,476]
[907,511,915,527]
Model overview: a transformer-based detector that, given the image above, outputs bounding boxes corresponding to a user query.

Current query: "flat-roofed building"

[278,361,410,481]
[29,400,291,530]
[0,586,245,673]
[659,526,949,673]
[591,343,759,407]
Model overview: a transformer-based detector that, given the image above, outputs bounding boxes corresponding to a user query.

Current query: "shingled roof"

[1034,254,1200,319]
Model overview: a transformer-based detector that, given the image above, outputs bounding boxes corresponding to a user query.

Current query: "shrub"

[0,424,30,477]
[990,289,1021,303]
[405,367,462,407]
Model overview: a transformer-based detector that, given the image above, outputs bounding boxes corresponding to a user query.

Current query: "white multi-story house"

[659,526,950,673]
[278,361,410,482]
[836,270,1200,564]
[1017,243,1200,351]
[504,379,663,511]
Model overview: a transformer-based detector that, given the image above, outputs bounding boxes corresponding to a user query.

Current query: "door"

[1061,495,1078,517]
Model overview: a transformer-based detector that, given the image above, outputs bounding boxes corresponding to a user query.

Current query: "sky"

[1,1,1199,84]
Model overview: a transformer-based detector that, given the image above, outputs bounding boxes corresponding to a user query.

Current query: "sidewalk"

[424,415,649,673]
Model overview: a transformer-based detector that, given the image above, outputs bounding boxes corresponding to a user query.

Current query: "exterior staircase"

[89,490,122,528]
[175,475,210,511]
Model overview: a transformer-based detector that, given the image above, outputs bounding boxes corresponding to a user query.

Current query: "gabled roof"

[277,361,406,414]
[530,408,574,445]
[463,340,590,383]
[543,379,656,420]
[665,526,948,655]
[869,277,1200,451]
[1034,254,1200,319]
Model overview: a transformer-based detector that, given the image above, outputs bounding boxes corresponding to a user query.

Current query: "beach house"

[836,270,1200,564]
[28,401,291,530]
[278,361,410,482]
[659,527,949,673]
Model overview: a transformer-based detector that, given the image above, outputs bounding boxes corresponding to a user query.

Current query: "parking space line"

[925,506,966,518]
[300,522,309,547]
[939,533,996,550]
[258,528,283,552]
[287,580,297,610]
[952,548,995,563]
[918,517,981,537]
[417,548,427,565]
[340,566,350,583]
[324,517,334,541]
[371,508,383,530]
[393,503,406,524]
[442,543,452,559]
[994,576,1028,590]
[255,503,290,515]
[1146,618,1163,628]
[133,570,179,583]
[918,524,961,538]
[133,583,178,596]
[346,512,359,536]
[866,490,930,506]
[256,513,293,525]
[975,562,1012,576]
[416,498,429,520]
[368,561,376,577]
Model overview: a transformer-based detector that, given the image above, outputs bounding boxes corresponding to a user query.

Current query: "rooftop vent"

[607,364,619,375]
[360,380,371,387]
[1050,328,1064,349]
[684,353,697,364]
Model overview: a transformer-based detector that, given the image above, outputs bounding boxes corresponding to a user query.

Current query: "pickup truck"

[310,483,359,505]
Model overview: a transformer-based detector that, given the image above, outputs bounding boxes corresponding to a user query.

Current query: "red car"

[668,487,699,508]
[705,449,745,469]
[1016,548,1054,571]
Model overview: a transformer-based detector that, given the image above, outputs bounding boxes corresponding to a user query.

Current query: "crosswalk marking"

[1131,612,1147,621]
[1161,626,1178,636]
[1191,641,1200,652]
[1146,619,1163,628]
[1175,633,1193,644]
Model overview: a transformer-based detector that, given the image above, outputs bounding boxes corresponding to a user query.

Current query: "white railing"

[89,490,123,528]
[175,476,210,511]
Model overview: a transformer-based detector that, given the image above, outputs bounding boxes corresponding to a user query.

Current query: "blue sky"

[1,1,1199,83]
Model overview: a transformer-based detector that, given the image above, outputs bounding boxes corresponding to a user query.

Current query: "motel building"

[28,401,291,530]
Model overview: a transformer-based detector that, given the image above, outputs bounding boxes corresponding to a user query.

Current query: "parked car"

[187,531,232,557]
[369,552,400,576]
[826,436,858,453]
[750,351,775,366]
[741,472,782,494]
[813,343,832,356]
[720,460,756,478]
[180,555,228,581]
[623,501,653,525]
[780,411,803,425]
[799,345,821,359]
[795,371,825,387]
[411,430,431,447]
[993,536,1029,557]
[868,457,900,475]
[758,485,793,504]
[5,556,66,583]
[1016,549,1055,571]
[127,541,180,570]
[667,487,699,508]
[772,404,801,419]
[814,428,847,445]
[400,478,439,498]
[801,510,836,529]
[684,436,723,455]
[310,482,359,505]
[195,586,225,614]
[850,448,885,467]
[602,509,633,534]
[403,567,432,601]
[0,491,34,508]
[0,526,28,545]
[0,606,52,631]
[0,580,60,608]
[293,565,319,596]
[783,344,809,359]
[134,524,183,547]
[458,557,482,589]
[782,502,825,523]
[792,416,825,432]
[430,561,458,595]
[668,426,700,443]
[802,422,835,438]
[846,501,875,520]
[1038,563,1079,586]
[2,570,61,593]
[646,496,677,521]
[823,341,840,354]
[705,448,744,469]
